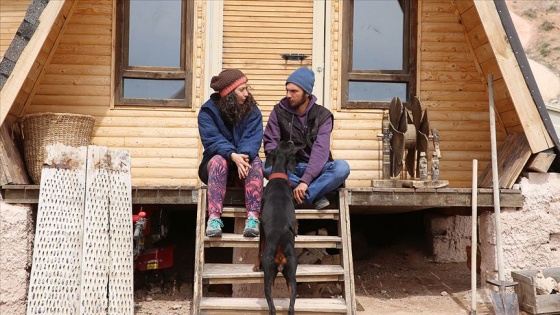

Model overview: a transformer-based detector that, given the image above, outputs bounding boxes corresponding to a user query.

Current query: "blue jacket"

[198,98,263,168]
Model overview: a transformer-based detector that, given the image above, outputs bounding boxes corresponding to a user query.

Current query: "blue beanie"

[286,67,314,95]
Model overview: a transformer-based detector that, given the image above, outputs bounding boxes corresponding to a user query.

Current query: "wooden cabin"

[1,0,557,193]
[1,0,560,313]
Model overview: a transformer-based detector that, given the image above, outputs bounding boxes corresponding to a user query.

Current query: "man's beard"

[290,96,307,110]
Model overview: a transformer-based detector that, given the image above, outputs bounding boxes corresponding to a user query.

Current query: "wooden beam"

[473,0,554,153]
[0,124,30,185]
[1,186,523,211]
[525,152,556,173]
[0,0,76,126]
[478,132,532,188]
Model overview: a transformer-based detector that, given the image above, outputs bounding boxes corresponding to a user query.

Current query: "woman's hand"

[231,153,251,179]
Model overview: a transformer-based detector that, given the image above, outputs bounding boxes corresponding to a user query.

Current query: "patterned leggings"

[206,155,263,219]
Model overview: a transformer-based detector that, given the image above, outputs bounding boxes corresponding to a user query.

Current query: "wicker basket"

[18,112,95,184]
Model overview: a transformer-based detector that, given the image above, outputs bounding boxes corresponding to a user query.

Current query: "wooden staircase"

[192,188,356,314]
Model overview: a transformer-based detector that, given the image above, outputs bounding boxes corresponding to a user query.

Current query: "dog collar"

[269,172,288,180]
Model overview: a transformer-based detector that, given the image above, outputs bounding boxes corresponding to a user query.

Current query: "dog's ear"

[287,153,296,173]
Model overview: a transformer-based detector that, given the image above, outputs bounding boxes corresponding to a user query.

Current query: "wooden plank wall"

[330,0,506,188]
[0,0,31,59]
[23,0,205,187]
[413,0,509,187]
[221,0,314,117]
[12,0,532,189]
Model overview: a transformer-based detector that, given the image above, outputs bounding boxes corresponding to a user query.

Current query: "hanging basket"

[18,112,95,184]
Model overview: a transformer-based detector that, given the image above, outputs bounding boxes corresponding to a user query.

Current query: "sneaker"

[313,196,330,210]
[206,218,223,237]
[243,217,260,237]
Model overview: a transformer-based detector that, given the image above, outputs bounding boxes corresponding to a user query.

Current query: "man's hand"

[231,153,251,179]
[293,182,308,204]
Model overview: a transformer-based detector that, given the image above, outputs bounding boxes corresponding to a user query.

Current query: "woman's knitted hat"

[210,69,248,97]
[286,67,314,95]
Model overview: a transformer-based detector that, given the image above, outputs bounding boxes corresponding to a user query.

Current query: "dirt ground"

[131,211,501,315]
[132,236,496,315]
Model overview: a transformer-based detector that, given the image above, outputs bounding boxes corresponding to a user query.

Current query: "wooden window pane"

[341,0,416,109]
[353,0,403,71]
[124,79,185,99]
[349,81,407,102]
[128,1,182,68]
[116,0,193,107]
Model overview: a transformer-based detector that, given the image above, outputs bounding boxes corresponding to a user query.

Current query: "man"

[263,67,350,209]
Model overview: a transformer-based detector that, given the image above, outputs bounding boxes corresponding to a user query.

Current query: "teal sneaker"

[243,217,260,237]
[206,218,223,237]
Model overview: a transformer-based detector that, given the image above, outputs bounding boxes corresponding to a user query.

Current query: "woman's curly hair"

[212,91,257,125]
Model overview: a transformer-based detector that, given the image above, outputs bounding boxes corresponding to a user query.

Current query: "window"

[341,0,417,109]
[115,0,194,107]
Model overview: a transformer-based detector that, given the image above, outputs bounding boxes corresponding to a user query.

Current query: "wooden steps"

[203,263,345,284]
[199,297,348,314]
[204,233,342,248]
[192,188,356,314]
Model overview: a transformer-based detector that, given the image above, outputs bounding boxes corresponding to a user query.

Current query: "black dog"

[253,141,298,315]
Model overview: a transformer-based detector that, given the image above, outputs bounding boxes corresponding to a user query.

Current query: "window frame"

[341,0,418,109]
[114,0,194,107]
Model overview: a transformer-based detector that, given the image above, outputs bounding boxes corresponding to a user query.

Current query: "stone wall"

[0,202,34,315]
[480,173,560,283]
[427,172,560,286]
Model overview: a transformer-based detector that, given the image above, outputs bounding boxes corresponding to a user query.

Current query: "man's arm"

[300,116,333,185]
[263,106,281,154]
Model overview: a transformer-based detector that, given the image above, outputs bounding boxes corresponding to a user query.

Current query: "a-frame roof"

[0,0,557,154]
[0,0,77,126]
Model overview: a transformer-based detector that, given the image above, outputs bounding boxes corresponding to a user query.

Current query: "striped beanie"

[210,69,248,97]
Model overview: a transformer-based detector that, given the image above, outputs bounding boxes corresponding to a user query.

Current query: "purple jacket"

[263,95,333,185]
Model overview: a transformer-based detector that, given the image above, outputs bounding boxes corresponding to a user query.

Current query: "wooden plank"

[0,124,31,185]
[221,207,339,220]
[525,152,556,173]
[460,5,481,32]
[192,188,207,315]
[347,187,523,208]
[203,263,343,284]
[339,189,356,314]
[474,0,554,153]
[453,0,474,15]
[2,185,523,209]
[477,132,532,188]
[0,0,30,58]
[204,234,342,249]
[200,297,347,314]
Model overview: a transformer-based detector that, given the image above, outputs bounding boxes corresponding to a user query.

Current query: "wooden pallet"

[192,188,356,314]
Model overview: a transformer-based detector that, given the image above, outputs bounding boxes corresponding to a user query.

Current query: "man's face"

[285,83,307,110]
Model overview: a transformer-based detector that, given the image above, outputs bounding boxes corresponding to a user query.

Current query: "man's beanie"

[210,68,247,97]
[286,67,314,95]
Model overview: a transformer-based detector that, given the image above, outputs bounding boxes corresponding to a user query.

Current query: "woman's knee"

[208,155,227,168]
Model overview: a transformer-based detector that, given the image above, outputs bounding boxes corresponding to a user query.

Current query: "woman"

[198,69,263,237]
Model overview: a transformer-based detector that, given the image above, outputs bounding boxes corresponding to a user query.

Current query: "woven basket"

[18,112,95,184]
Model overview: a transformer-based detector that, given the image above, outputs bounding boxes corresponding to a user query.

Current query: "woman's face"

[234,83,249,105]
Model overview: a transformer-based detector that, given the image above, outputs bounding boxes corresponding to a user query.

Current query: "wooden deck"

[1,185,523,214]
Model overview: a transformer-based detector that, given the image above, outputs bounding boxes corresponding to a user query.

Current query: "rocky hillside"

[506,0,560,105]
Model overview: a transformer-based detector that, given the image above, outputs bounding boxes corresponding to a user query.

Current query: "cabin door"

[208,0,327,111]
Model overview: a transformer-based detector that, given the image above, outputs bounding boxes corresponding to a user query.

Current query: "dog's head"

[265,141,296,173]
